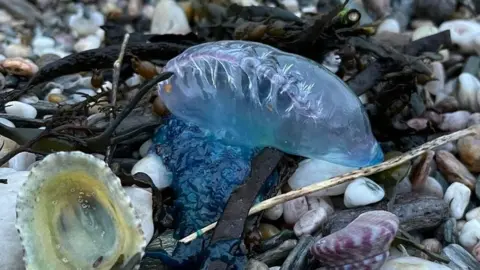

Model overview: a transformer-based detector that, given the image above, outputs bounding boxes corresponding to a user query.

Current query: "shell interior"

[15,151,146,270]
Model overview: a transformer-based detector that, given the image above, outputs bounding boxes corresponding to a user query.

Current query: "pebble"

[415,176,444,198]
[288,159,356,195]
[468,113,480,127]
[440,20,480,54]
[293,208,327,237]
[283,196,308,225]
[444,218,458,244]
[259,223,280,240]
[0,118,14,128]
[438,111,471,131]
[380,257,451,269]
[254,239,297,266]
[4,101,37,119]
[424,62,445,96]
[311,211,399,269]
[459,219,480,250]
[458,134,480,173]
[1,57,38,77]
[420,238,442,259]
[343,177,385,208]
[443,244,480,269]
[258,230,296,253]
[32,36,55,56]
[436,150,476,189]
[306,195,334,215]
[412,25,439,41]
[150,0,191,35]
[8,152,36,171]
[377,18,401,34]
[411,150,435,189]
[69,12,100,36]
[280,235,313,270]
[444,182,471,219]
[131,153,172,189]
[246,259,269,270]
[4,44,31,58]
[457,220,467,233]
[466,207,480,221]
[18,94,39,104]
[264,191,283,220]
[139,139,152,158]
[321,51,341,73]
[457,72,480,112]
[73,35,101,52]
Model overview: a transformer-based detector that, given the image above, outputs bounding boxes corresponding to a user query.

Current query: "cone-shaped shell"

[15,151,146,270]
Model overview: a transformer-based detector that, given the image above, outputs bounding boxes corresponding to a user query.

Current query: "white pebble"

[74,35,101,52]
[18,94,39,104]
[131,153,172,189]
[9,152,36,171]
[376,18,401,34]
[139,139,152,158]
[0,118,15,128]
[444,182,471,219]
[344,177,385,208]
[150,0,191,35]
[440,20,480,54]
[380,256,451,269]
[288,159,356,195]
[294,208,327,237]
[416,176,444,198]
[457,72,480,112]
[306,195,334,215]
[264,191,283,220]
[466,207,480,221]
[69,11,99,36]
[412,25,439,41]
[4,101,37,119]
[4,44,31,58]
[283,196,308,225]
[459,219,480,250]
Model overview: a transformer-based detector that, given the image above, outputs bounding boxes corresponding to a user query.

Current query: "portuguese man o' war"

[157,40,383,167]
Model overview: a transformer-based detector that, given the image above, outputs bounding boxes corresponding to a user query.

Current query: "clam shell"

[15,151,146,270]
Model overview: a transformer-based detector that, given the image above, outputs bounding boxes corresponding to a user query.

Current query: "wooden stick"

[179,126,478,243]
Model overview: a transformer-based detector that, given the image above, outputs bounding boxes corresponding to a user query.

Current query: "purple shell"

[310,210,399,270]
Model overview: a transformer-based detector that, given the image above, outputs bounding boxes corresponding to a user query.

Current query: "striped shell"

[15,151,146,270]
[310,210,399,270]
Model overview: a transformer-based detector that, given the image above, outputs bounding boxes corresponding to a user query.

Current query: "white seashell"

[74,35,101,52]
[15,151,146,269]
[380,256,451,269]
[283,196,308,225]
[0,170,30,270]
[131,153,173,189]
[4,44,31,58]
[444,182,471,219]
[376,18,401,34]
[139,139,152,158]
[288,159,356,196]
[4,101,37,119]
[150,0,191,35]
[8,152,36,171]
[124,186,154,243]
[466,207,480,221]
[294,208,328,237]
[0,117,15,128]
[459,219,480,250]
[457,72,480,112]
[439,20,480,54]
[344,177,385,208]
[18,94,39,104]
[424,62,445,96]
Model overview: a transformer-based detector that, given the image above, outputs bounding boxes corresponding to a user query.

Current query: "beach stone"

[280,235,313,270]
[458,135,480,173]
[466,207,480,221]
[380,257,451,269]
[254,239,298,266]
[415,176,444,198]
[283,196,308,225]
[294,208,328,237]
[258,230,296,253]
[436,150,476,190]
[459,219,480,250]
[259,223,281,240]
[443,244,480,269]
[344,177,385,208]
[444,182,471,219]
[246,259,269,270]
[324,193,448,234]
[411,151,435,190]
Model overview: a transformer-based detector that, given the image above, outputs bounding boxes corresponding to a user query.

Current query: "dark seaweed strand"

[25,42,189,89]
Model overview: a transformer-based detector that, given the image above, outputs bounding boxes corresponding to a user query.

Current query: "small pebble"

[139,139,152,158]
[443,244,480,269]
[438,111,471,131]
[283,196,308,225]
[8,152,36,171]
[131,153,172,189]
[18,94,39,104]
[306,195,334,215]
[424,62,445,96]
[264,191,283,220]
[4,101,37,119]
[377,18,401,34]
[259,223,280,240]
[457,72,480,112]
[150,0,191,35]
[343,177,385,208]
[294,208,327,237]
[440,20,480,54]
[1,57,38,77]
[458,134,480,173]
[459,219,480,250]
[444,182,471,219]
[4,44,31,58]
[436,150,476,189]
[74,35,101,52]
[380,256,451,269]
[421,238,442,255]
[411,150,435,189]
[47,93,67,104]
[466,207,480,221]
[246,259,269,270]
[415,176,444,198]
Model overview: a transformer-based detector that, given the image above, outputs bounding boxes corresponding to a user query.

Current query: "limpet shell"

[15,151,146,270]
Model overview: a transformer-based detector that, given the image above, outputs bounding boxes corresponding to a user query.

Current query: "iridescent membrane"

[157,40,383,167]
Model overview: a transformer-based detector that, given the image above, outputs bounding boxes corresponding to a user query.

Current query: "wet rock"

[344,177,385,208]
[324,193,448,233]
[459,219,480,250]
[436,150,476,189]
[311,211,398,269]
[280,235,313,270]
[458,135,480,173]
[411,150,435,190]
[259,223,281,240]
[444,182,471,219]
[283,196,308,225]
[258,230,296,253]
[380,256,451,269]
[246,259,269,270]
[254,239,298,266]
[443,244,480,269]
[294,208,327,237]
